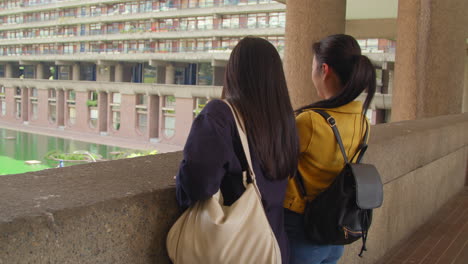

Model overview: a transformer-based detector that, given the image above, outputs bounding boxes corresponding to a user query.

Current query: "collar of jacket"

[304,101,363,114]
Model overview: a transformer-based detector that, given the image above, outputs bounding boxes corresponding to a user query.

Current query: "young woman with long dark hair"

[176,36,299,264]
[283,34,376,264]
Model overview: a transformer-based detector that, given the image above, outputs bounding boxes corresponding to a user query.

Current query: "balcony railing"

[0,22,286,40]
[0,0,277,16]
[0,44,285,57]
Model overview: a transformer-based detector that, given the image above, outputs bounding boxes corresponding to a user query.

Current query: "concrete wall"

[463,55,468,113]
[1,113,467,264]
[340,113,468,263]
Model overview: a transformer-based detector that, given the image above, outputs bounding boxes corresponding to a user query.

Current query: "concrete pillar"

[96,65,112,82]
[283,0,346,109]
[57,89,65,127]
[36,64,45,79]
[72,64,80,81]
[5,64,12,78]
[381,70,390,94]
[463,55,468,113]
[37,89,49,126]
[213,66,225,86]
[5,87,15,120]
[148,95,160,139]
[74,91,89,132]
[381,61,394,94]
[392,0,467,121]
[21,88,28,123]
[98,92,108,133]
[173,97,194,145]
[165,64,175,84]
[156,66,166,84]
[5,64,18,78]
[112,94,136,137]
[115,63,124,82]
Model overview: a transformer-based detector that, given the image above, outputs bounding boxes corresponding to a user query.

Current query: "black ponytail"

[296,34,376,121]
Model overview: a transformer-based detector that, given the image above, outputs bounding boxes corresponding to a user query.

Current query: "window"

[14,87,21,119]
[88,91,98,128]
[48,89,56,123]
[193,97,208,117]
[162,96,176,138]
[67,90,76,125]
[136,94,148,134]
[111,93,121,131]
[63,8,76,18]
[89,24,102,35]
[196,38,212,52]
[90,6,102,16]
[258,14,267,28]
[223,15,239,29]
[30,88,38,120]
[63,44,74,54]
[0,86,6,116]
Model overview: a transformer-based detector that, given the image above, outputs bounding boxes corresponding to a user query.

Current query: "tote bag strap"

[223,100,262,198]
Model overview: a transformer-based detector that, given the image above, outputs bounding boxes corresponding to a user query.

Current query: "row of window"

[0,86,208,138]
[0,12,285,39]
[0,36,286,56]
[0,0,274,22]
[0,0,72,10]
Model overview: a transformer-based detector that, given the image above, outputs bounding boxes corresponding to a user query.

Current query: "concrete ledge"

[1,152,182,264]
[366,113,468,184]
[1,113,468,263]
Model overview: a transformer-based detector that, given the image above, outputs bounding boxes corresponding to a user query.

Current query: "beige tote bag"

[166,101,282,264]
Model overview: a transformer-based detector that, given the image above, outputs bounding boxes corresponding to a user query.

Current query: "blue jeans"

[285,209,344,264]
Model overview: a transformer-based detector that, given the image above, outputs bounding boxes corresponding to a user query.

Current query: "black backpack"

[295,109,383,256]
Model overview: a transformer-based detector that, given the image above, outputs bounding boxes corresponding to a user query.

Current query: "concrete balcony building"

[1,0,467,263]
[0,0,398,146]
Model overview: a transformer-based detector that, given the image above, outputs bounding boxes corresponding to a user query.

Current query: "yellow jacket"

[283,101,369,214]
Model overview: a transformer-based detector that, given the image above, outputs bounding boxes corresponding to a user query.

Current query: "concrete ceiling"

[274,0,398,20]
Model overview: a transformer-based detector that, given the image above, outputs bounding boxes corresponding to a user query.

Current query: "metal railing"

[0,44,285,56]
[0,21,286,40]
[0,0,276,17]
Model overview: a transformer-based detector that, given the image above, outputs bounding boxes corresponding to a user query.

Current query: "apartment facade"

[0,0,394,146]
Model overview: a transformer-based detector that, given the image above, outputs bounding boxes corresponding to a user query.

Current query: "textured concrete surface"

[338,113,468,263]
[1,113,468,264]
[283,0,346,109]
[392,0,467,121]
[463,56,468,113]
[340,148,467,264]
[0,152,182,264]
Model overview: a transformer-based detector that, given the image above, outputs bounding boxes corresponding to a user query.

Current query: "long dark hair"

[222,36,298,181]
[297,34,376,118]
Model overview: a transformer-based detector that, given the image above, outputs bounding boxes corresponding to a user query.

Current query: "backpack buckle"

[326,116,336,127]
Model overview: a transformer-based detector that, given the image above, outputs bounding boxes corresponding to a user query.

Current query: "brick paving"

[377,188,468,264]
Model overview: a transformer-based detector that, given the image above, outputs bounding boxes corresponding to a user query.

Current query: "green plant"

[44,150,101,162]
[115,150,158,159]
[86,100,98,107]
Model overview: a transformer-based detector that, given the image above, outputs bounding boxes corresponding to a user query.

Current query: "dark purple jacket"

[176,99,289,264]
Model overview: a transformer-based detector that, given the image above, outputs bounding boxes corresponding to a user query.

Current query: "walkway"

[0,121,183,153]
[377,187,468,264]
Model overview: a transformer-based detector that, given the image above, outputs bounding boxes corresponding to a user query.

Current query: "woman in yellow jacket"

[284,34,376,264]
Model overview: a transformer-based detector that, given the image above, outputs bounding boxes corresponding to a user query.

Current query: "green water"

[0,128,138,176]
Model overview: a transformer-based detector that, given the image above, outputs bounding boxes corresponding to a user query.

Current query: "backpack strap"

[351,120,369,163]
[294,109,368,198]
[312,110,349,164]
[294,109,348,198]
